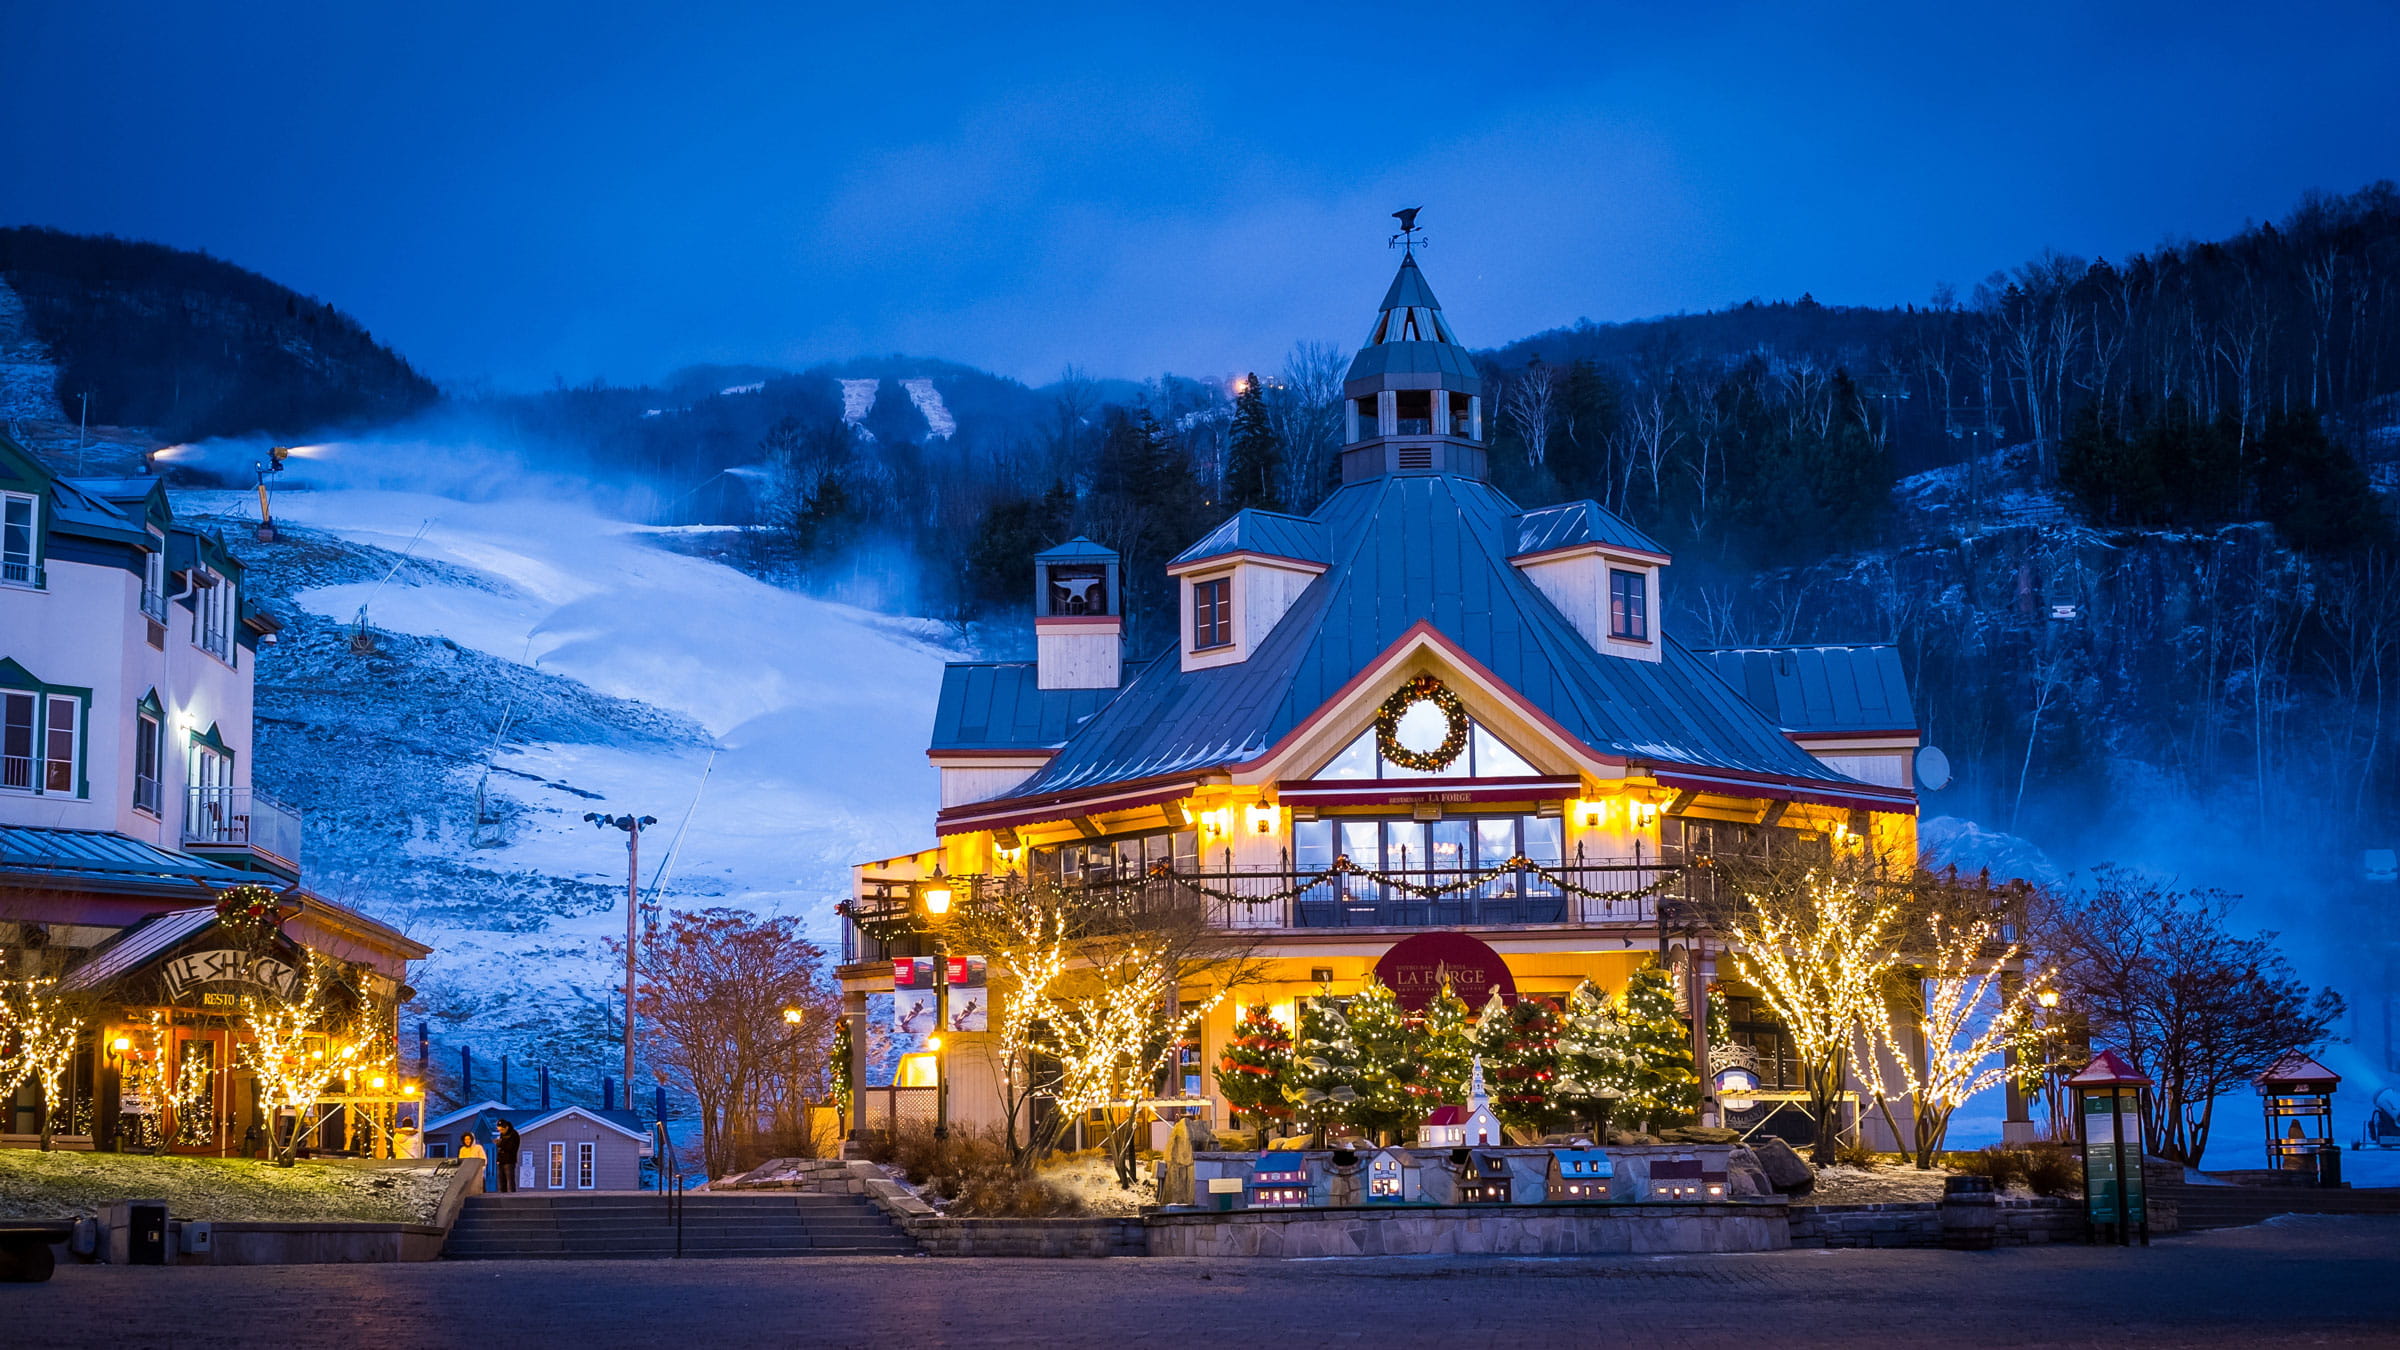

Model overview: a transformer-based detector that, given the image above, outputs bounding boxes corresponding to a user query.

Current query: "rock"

[1751,1136,1815,1194]
[1607,1130,1661,1146]
[1724,1146,1774,1199]
[1661,1126,1740,1145]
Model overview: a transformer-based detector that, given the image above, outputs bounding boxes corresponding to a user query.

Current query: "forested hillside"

[0,226,437,440]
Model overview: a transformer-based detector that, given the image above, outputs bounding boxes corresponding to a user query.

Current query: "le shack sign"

[1372,931,1519,1012]
[160,949,302,1007]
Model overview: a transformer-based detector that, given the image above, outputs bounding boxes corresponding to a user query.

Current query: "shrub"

[1833,1141,1885,1170]
[858,1125,1085,1218]
[2022,1143,2080,1198]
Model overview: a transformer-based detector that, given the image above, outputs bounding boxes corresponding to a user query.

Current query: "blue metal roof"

[1005,474,1871,797]
[1694,646,1917,735]
[1512,500,1668,560]
[1345,254,1480,387]
[1034,536,1117,561]
[929,661,1129,753]
[0,826,256,886]
[1170,509,1328,568]
[59,907,221,991]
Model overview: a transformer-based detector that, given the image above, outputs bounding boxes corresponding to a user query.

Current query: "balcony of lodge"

[841,859,1682,965]
[182,784,303,877]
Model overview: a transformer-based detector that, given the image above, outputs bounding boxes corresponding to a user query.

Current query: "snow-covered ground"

[178,477,953,1095]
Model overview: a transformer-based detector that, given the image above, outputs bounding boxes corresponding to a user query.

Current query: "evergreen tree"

[1283,992,1364,1140]
[1215,1003,1293,1131]
[1555,979,1633,1134]
[1224,373,1283,511]
[1472,989,1561,1134]
[1342,973,1415,1139]
[1619,960,1695,1130]
[1410,980,1475,1116]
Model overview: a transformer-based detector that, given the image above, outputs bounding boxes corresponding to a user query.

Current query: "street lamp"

[586,812,658,1112]
[921,869,954,1140]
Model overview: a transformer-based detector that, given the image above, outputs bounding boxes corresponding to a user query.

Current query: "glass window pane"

[1294,820,1333,869]
[1384,821,1427,873]
[1522,815,1563,868]
[1471,726,1537,777]
[1315,730,1376,780]
[1338,820,1380,867]
[1475,818,1517,868]
[1173,830,1198,871]
[1428,820,1470,872]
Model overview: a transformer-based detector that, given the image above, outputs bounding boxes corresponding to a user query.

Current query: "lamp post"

[920,871,954,1141]
[586,812,658,1111]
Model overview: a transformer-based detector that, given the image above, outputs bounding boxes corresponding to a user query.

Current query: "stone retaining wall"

[902,1217,1147,1258]
[1787,1198,2081,1249]
[1144,1201,1791,1258]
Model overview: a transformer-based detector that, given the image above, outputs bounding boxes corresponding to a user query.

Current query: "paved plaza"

[6,1215,2397,1348]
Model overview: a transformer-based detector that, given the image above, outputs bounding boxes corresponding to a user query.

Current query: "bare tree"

[1502,357,1557,469]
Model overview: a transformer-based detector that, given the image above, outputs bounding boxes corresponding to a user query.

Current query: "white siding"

[1810,751,1909,788]
[1515,552,1663,665]
[1035,624,1120,689]
[939,763,1046,807]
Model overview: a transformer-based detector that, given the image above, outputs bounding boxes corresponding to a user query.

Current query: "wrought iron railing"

[133,773,162,816]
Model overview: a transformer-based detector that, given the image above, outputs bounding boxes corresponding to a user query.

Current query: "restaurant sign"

[160,949,301,1007]
[1372,931,1518,1012]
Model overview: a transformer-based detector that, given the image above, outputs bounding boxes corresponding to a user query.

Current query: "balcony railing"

[139,587,168,623]
[134,773,162,816]
[843,860,1678,964]
[0,755,29,791]
[184,785,302,870]
[1,558,41,588]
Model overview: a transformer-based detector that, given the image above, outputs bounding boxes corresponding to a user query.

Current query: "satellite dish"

[1915,746,1952,792]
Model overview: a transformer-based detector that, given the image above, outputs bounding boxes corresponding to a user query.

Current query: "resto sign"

[1372,931,1517,1012]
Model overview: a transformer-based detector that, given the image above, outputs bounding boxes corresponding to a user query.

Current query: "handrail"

[653,1121,684,1258]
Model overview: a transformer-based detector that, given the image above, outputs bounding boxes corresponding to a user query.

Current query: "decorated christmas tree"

[1555,979,1633,1134]
[1409,979,1475,1116]
[1216,1003,1293,1130]
[1472,987,1561,1134]
[1342,973,1416,1139]
[1282,991,1364,1141]
[1619,959,1728,1131]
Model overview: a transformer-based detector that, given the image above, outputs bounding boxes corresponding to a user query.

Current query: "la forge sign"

[1372,931,1518,1012]
[160,949,302,1007]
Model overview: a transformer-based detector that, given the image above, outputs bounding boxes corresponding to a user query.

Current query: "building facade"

[846,251,1928,1146]
[0,433,427,1153]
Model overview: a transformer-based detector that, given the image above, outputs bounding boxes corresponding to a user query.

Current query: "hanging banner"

[1373,931,1518,1012]
[891,958,940,1036]
[947,955,988,1033]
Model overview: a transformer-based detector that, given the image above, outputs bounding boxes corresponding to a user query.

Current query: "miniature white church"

[1419,1055,1506,1149]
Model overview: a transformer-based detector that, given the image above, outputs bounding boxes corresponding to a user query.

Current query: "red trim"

[1650,768,1914,815]
[1510,540,1673,567]
[935,776,1202,836]
[1277,775,1580,807]
[1789,729,1919,743]
[927,749,1058,762]
[1034,615,1121,630]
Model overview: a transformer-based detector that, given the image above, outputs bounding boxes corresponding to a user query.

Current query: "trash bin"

[1941,1174,1997,1250]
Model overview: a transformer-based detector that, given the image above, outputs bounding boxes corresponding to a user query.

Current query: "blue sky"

[4,1,2395,389]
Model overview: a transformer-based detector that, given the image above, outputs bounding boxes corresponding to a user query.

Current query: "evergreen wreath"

[1375,673,1470,773]
[213,884,284,943]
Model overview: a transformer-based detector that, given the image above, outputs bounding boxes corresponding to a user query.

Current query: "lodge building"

[0,433,428,1153]
[846,247,1928,1146]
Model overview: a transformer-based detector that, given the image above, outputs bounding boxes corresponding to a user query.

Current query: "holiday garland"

[1374,673,1470,772]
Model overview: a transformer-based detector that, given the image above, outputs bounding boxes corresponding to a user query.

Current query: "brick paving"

[5,1215,2397,1348]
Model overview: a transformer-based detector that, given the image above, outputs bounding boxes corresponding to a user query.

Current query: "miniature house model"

[1420,1055,1505,1149]
[1248,1151,1314,1208]
[1546,1148,1615,1201]
[1460,1151,1515,1204]
[1647,1157,1727,1201]
[1367,1146,1420,1203]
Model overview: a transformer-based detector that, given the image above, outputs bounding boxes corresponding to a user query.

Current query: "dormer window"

[1192,577,1232,650]
[1609,569,1648,642]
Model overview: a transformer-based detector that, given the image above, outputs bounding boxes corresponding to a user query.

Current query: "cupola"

[1340,216,1485,483]
[1033,537,1121,690]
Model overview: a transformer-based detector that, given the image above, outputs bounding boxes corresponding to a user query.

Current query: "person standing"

[493,1120,522,1192]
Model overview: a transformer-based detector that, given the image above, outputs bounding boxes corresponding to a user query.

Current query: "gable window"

[134,700,164,816]
[1192,577,1232,650]
[1608,569,1648,641]
[1314,720,1540,781]
[1,492,35,587]
[193,568,234,663]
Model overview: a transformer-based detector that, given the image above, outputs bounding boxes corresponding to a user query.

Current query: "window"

[1312,719,1540,781]
[1449,391,1475,438]
[1032,828,1197,886]
[549,1141,566,1189]
[194,568,234,663]
[1192,577,1231,650]
[577,1140,596,1189]
[1608,569,1648,641]
[1045,565,1106,616]
[141,530,167,623]
[42,695,76,793]
[134,704,163,815]
[1352,396,1377,441]
[1,492,35,586]
[1,693,32,791]
[1394,390,1433,436]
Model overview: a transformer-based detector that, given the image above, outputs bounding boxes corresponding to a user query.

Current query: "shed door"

[549,1142,565,1188]
[577,1140,596,1189]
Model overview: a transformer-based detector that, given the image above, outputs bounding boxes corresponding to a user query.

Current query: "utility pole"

[76,393,89,475]
[587,812,657,1113]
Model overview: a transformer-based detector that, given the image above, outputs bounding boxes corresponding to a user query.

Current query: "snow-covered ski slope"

[190,485,950,1066]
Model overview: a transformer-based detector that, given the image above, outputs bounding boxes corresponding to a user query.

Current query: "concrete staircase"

[2157,1182,2400,1231]
[443,1191,919,1260]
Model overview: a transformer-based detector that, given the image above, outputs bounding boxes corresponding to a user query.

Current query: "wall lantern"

[1245,803,1279,836]
[1573,799,1606,830]
[110,1036,132,1054]
[1202,808,1234,838]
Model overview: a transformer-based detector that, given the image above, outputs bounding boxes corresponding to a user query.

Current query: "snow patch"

[838,378,880,435]
[719,381,765,396]
[0,276,60,421]
[899,378,955,439]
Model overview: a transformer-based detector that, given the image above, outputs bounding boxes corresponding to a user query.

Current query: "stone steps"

[444,1191,918,1259]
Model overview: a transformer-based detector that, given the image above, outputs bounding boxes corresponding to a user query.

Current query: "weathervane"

[1389,207,1426,254]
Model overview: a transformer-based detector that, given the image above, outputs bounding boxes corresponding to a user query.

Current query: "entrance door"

[549,1142,565,1189]
[577,1141,596,1189]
